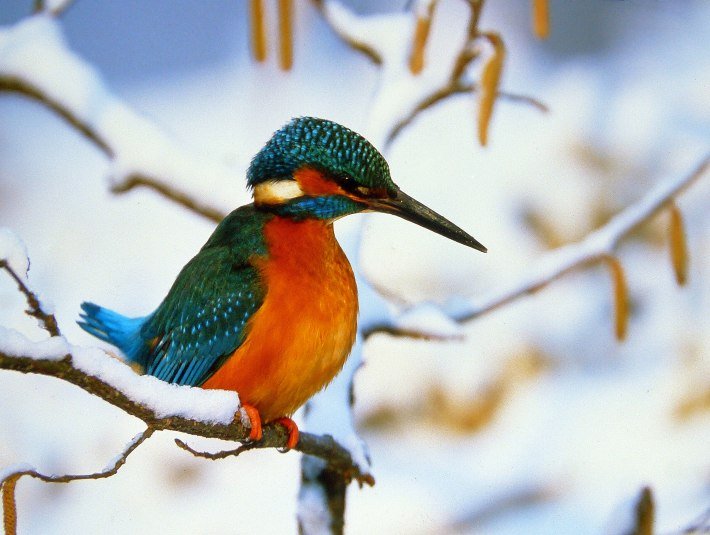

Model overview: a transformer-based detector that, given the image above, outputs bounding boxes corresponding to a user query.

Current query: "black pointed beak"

[367,189,487,252]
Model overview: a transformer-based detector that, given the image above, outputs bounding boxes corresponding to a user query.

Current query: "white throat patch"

[253,180,305,205]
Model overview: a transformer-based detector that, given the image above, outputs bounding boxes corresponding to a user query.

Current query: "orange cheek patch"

[294,167,347,196]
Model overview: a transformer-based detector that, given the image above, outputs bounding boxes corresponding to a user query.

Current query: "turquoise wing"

[139,205,270,386]
[140,247,265,386]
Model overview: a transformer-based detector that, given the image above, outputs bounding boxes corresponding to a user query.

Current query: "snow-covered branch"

[0,15,233,221]
[314,0,545,148]
[1,428,152,534]
[446,154,709,323]
[0,76,224,223]
[1,428,154,486]
[353,153,708,347]
[0,338,372,484]
[32,0,75,18]
[311,0,384,65]
[0,259,60,338]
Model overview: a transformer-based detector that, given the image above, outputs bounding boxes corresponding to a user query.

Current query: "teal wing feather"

[139,205,270,387]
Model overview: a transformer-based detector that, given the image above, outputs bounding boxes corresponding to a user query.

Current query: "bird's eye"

[337,173,355,186]
[331,172,360,192]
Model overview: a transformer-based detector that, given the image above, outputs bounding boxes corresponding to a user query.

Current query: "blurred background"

[0,0,708,533]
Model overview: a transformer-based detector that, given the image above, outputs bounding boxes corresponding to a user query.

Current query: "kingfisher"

[78,117,486,450]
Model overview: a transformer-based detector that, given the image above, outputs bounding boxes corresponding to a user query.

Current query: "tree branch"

[669,506,710,534]
[0,76,226,225]
[1,427,154,486]
[449,154,709,323]
[32,0,76,17]
[312,0,544,149]
[311,0,383,65]
[1,427,152,534]
[0,348,372,485]
[110,175,225,224]
[1,16,235,224]
[0,76,113,157]
[0,261,60,337]
[362,154,709,335]
[384,80,548,148]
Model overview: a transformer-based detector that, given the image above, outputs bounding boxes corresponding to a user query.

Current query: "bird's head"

[247,117,486,252]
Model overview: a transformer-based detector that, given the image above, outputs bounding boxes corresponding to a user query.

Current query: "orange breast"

[202,217,358,422]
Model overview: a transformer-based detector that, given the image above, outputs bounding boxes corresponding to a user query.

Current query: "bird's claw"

[240,403,263,442]
[239,405,298,451]
[274,417,299,452]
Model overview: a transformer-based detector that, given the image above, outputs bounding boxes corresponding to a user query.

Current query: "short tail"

[78,302,148,363]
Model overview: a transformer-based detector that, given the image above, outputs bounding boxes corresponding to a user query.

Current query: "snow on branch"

[0,335,371,483]
[0,229,29,283]
[314,0,546,149]
[444,154,710,324]
[0,14,231,222]
[32,0,75,18]
[360,154,709,340]
[1,428,152,535]
[0,230,60,337]
[312,0,384,65]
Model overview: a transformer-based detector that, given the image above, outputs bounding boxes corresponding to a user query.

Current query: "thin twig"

[385,81,548,148]
[311,0,383,65]
[174,431,374,486]
[32,0,75,17]
[450,0,486,82]
[111,175,225,224]
[1,427,154,486]
[314,0,545,150]
[0,77,225,225]
[448,483,557,532]
[2,427,153,532]
[664,506,710,534]
[0,77,113,157]
[0,261,60,337]
[451,154,709,323]
[174,438,259,460]
[362,154,709,335]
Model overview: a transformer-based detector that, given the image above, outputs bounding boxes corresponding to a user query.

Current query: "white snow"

[305,336,371,472]
[0,227,29,281]
[98,98,237,205]
[42,0,73,15]
[0,462,35,482]
[0,325,239,424]
[100,430,148,473]
[320,0,383,58]
[70,344,239,425]
[0,15,106,124]
[0,15,237,215]
[393,301,463,338]
[297,482,332,535]
[0,326,68,360]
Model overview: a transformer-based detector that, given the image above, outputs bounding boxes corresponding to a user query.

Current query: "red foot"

[274,417,300,450]
[241,403,263,442]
